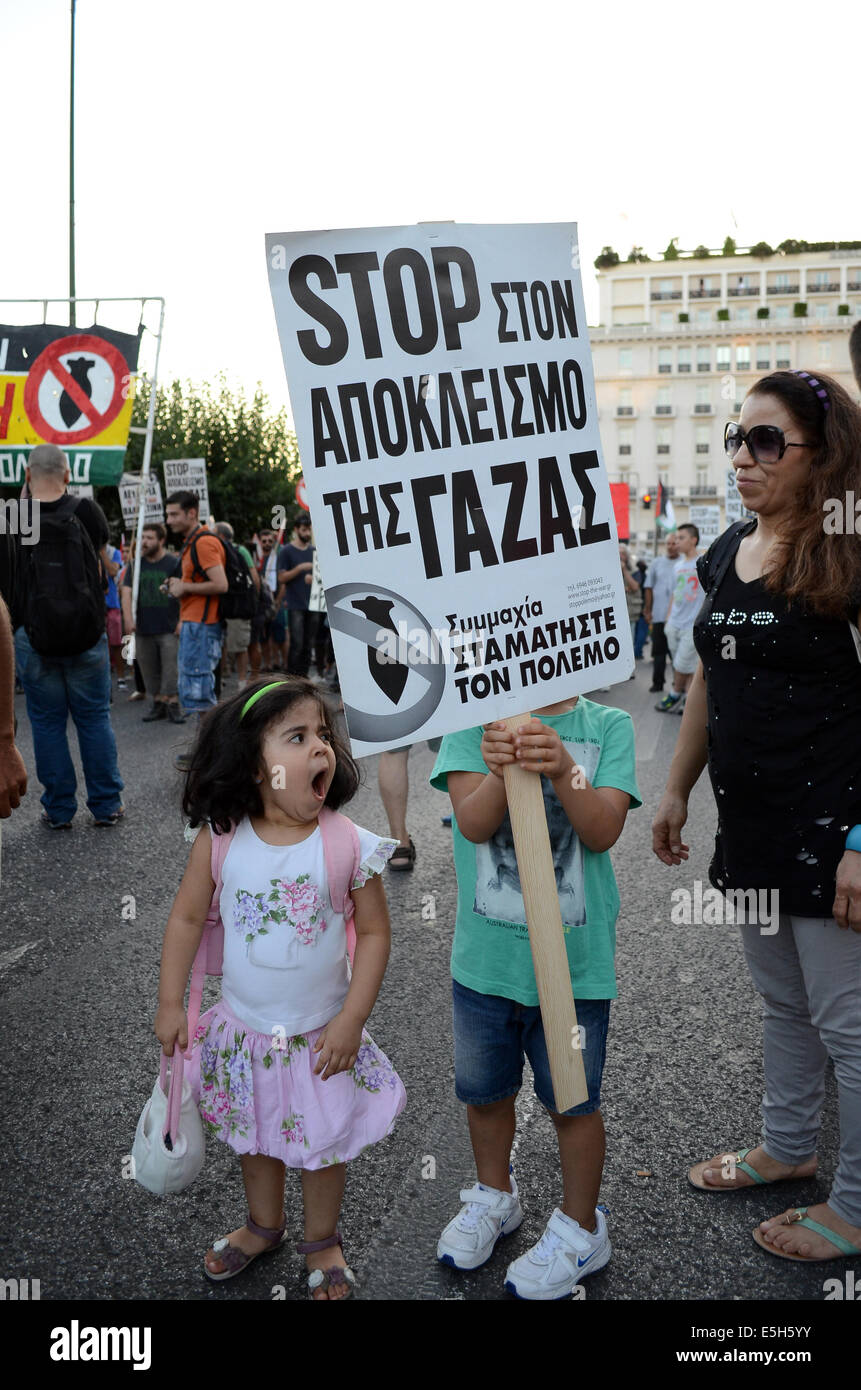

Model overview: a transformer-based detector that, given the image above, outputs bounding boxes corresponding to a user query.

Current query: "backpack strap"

[180,525,223,625]
[184,822,236,1057]
[698,518,756,600]
[318,807,362,965]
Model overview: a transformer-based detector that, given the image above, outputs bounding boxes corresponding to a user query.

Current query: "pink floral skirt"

[185,999,406,1170]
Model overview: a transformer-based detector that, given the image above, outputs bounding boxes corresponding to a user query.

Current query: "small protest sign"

[119,473,164,529]
[163,458,210,523]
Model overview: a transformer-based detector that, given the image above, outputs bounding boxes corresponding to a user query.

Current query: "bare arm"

[643,586,654,622]
[0,597,27,817]
[166,563,228,599]
[102,546,120,578]
[154,827,214,1054]
[313,870,392,1080]
[651,660,709,866]
[447,765,510,843]
[277,562,313,584]
[120,583,134,632]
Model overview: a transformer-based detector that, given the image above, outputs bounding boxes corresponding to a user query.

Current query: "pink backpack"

[184,807,361,1057]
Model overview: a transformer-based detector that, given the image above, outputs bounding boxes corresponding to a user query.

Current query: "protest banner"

[689,504,720,547]
[308,547,326,612]
[163,458,210,522]
[0,323,140,486]
[119,472,164,529]
[268,222,633,1110]
[296,476,310,511]
[725,466,753,525]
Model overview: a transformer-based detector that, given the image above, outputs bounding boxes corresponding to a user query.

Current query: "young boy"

[430,694,640,1299]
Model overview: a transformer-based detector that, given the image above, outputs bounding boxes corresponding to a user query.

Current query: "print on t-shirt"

[473,740,601,930]
[234,874,328,969]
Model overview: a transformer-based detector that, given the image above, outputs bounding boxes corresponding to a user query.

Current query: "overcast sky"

[3,0,858,414]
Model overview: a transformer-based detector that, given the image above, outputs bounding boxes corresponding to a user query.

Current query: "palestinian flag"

[656,482,676,533]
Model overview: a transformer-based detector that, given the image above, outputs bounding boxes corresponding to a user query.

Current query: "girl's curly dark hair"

[181,678,360,833]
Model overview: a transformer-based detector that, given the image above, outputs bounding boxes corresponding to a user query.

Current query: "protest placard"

[689,504,720,546]
[267,222,632,759]
[119,473,164,529]
[308,548,326,612]
[163,458,210,522]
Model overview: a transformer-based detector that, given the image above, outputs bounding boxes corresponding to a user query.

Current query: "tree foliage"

[722,236,737,257]
[122,375,302,543]
[594,246,620,269]
[663,238,680,261]
[692,245,711,260]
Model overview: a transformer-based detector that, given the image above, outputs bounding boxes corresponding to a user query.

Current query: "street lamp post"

[69,0,76,326]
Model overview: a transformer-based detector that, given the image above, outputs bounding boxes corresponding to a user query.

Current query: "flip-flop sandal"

[388,838,416,872]
[298,1231,357,1299]
[688,1147,815,1192]
[752,1207,861,1262]
[204,1212,288,1282]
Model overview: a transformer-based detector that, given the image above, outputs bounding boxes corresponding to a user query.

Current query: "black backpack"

[183,528,257,621]
[22,496,106,657]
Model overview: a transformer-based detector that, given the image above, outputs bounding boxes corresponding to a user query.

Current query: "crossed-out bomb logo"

[326,583,450,743]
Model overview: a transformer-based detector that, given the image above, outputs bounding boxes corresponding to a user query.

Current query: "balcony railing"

[696,362,711,371]
[695,444,710,454]
[650,291,683,300]
[808,283,840,293]
[693,404,712,414]
[848,280,861,291]
[689,288,721,299]
[654,405,674,415]
[728,286,759,296]
[690,484,718,497]
[767,284,799,295]
[776,358,791,367]
[619,445,632,455]
[616,406,634,415]
[677,363,692,372]
[658,364,672,373]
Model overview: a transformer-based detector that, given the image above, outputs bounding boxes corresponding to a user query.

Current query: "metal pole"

[130,300,165,631]
[69,0,76,327]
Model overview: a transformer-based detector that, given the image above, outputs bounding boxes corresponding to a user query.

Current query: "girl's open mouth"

[311,770,327,800]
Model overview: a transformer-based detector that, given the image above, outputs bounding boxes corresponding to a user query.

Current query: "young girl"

[431,694,640,1299]
[155,676,405,1299]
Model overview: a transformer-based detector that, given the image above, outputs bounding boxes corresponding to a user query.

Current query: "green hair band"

[240,681,288,721]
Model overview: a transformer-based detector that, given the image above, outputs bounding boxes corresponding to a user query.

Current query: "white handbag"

[131,1048,205,1196]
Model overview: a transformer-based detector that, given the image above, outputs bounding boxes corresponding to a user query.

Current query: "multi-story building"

[589,246,861,548]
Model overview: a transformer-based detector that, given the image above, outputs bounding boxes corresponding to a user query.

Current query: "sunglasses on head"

[724,421,812,465]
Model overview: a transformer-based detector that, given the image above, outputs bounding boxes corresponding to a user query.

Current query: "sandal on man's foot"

[204,1212,287,1282]
[688,1146,816,1192]
[752,1207,861,1263]
[297,1231,357,1299]
[388,838,416,872]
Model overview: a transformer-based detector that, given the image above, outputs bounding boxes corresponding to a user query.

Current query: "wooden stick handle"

[501,714,589,1112]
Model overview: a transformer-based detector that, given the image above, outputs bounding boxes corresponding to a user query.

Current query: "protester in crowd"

[633,558,649,659]
[644,531,680,694]
[214,521,260,692]
[164,491,227,772]
[430,693,640,1296]
[619,544,642,678]
[104,539,125,689]
[249,527,285,677]
[116,540,146,700]
[375,740,442,872]
[653,369,861,1264]
[120,523,185,724]
[654,523,701,714]
[13,444,124,827]
[277,516,317,678]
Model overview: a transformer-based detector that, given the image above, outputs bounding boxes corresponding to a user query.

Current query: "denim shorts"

[178,621,223,711]
[452,978,610,1116]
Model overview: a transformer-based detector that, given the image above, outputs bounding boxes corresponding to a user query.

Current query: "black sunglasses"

[724,421,812,465]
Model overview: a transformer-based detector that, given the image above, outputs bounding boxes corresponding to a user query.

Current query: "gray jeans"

[135,632,179,700]
[741,913,861,1225]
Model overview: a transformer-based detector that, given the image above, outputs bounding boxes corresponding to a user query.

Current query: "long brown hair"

[744,370,861,618]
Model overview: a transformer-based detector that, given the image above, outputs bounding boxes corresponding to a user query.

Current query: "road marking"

[0,940,41,975]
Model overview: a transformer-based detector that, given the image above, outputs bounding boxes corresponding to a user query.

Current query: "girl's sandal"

[204,1212,288,1282]
[297,1231,358,1299]
[752,1207,861,1263]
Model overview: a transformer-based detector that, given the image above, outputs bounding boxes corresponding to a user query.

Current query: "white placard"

[267,222,632,755]
[163,458,210,523]
[119,473,164,529]
[308,548,327,613]
[689,504,721,546]
[725,466,754,525]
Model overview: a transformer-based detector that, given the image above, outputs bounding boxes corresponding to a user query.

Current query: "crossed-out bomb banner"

[267,223,632,757]
[0,323,141,487]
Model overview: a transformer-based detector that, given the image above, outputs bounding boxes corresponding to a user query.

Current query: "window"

[697,309,711,325]
[655,385,672,414]
[818,341,832,364]
[677,347,692,372]
[736,345,751,372]
[756,346,771,371]
[696,466,710,489]
[617,387,633,415]
[660,279,674,294]
[658,348,672,373]
[618,427,633,455]
[696,424,710,453]
[716,345,731,372]
[815,302,830,321]
[776,343,791,368]
[776,272,790,290]
[619,348,633,371]
[775,304,791,321]
[656,425,671,453]
[659,310,673,328]
[811,270,830,289]
[697,346,711,371]
[695,385,711,413]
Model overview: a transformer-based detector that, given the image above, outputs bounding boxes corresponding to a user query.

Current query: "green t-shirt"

[430,699,641,1004]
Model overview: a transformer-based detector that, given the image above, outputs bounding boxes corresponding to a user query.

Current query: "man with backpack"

[13,444,124,828]
[164,491,229,770]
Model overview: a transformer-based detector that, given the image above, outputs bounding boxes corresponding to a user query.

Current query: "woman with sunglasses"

[652,369,861,1266]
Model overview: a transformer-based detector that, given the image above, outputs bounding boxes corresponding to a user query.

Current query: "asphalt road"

[0,662,847,1304]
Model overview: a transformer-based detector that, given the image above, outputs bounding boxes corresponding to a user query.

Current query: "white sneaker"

[437,1176,524,1270]
[504,1205,611,1300]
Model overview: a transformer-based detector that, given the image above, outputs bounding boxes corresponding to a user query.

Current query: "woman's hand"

[313,1010,364,1080]
[652,792,690,865]
[513,719,572,781]
[480,722,516,778]
[832,851,861,931]
[154,1003,188,1056]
